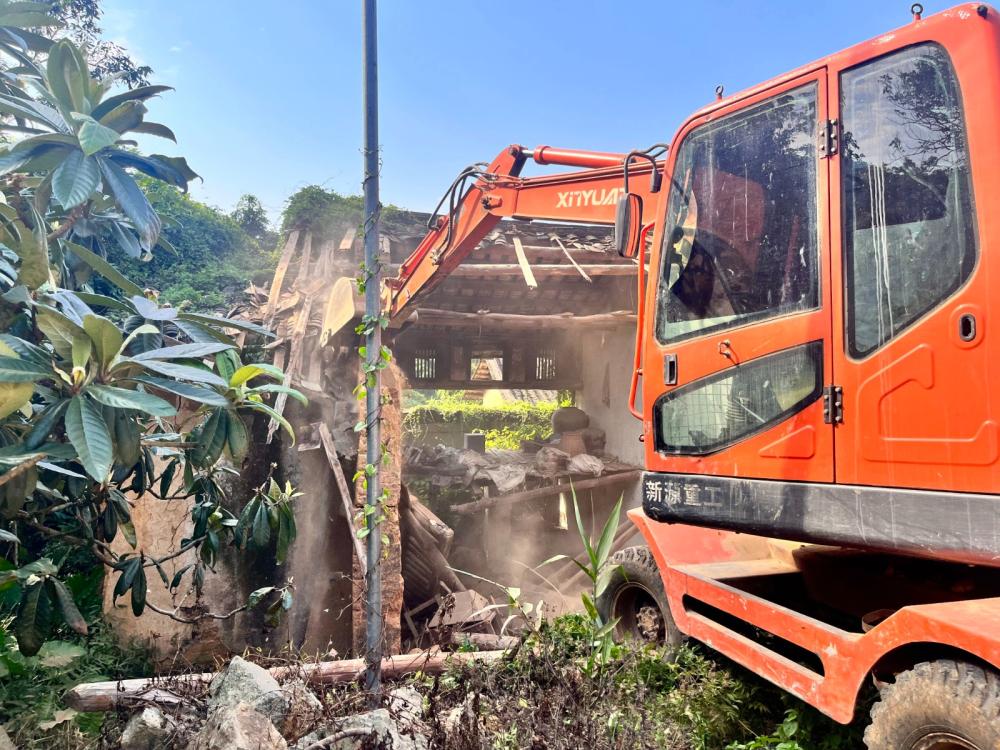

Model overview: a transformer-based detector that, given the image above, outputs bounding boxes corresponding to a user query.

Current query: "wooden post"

[352,362,403,656]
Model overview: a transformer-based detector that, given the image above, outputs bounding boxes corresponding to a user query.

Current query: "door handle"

[959,313,977,342]
[664,353,678,385]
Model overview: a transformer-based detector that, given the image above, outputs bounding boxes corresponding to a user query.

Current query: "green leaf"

[245,401,295,443]
[104,150,199,191]
[214,349,240,382]
[225,410,249,462]
[129,375,229,407]
[112,556,140,602]
[62,241,144,296]
[90,85,173,121]
[47,579,87,636]
[595,496,623,571]
[191,408,227,467]
[0,354,48,382]
[98,156,161,249]
[247,586,274,608]
[51,148,99,209]
[131,342,234,362]
[177,312,274,338]
[571,487,597,570]
[64,395,113,481]
[82,314,124,368]
[86,384,176,417]
[14,582,47,656]
[35,304,85,361]
[129,565,146,616]
[47,40,90,115]
[130,121,176,142]
[230,363,284,387]
[97,100,146,133]
[252,496,270,548]
[74,114,121,155]
[124,358,228,388]
[250,384,308,406]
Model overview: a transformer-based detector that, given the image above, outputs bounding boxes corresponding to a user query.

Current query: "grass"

[0,622,151,749]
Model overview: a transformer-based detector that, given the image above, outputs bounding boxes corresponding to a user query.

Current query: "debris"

[309,708,429,750]
[451,470,641,516]
[567,453,604,477]
[119,707,175,750]
[450,632,519,650]
[279,679,324,742]
[430,590,495,630]
[207,655,286,726]
[188,702,287,750]
[66,651,508,712]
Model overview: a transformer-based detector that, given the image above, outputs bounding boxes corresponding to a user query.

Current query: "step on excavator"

[361,4,1000,747]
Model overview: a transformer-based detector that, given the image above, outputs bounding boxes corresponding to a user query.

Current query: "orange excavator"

[382,4,1000,747]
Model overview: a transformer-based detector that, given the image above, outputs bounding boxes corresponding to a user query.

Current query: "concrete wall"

[577,322,643,512]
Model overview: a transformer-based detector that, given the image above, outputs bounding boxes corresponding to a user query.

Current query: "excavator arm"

[385,144,664,320]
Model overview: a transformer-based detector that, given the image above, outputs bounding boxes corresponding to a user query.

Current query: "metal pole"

[361,0,382,696]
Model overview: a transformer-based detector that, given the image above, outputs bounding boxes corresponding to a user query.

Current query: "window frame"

[653,82,823,347]
[652,341,825,456]
[839,41,979,361]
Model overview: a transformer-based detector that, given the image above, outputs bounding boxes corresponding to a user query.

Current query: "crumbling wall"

[577,322,643,510]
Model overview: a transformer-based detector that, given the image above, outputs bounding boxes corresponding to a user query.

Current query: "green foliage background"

[109,180,277,311]
[403,391,559,450]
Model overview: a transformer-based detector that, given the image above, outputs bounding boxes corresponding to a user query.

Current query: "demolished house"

[109,211,646,663]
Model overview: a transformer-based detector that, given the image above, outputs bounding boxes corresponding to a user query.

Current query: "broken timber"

[65,650,506,712]
[451,470,641,515]
[317,422,367,568]
[413,308,636,329]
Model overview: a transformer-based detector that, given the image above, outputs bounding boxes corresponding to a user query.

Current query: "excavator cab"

[639,12,1000,567]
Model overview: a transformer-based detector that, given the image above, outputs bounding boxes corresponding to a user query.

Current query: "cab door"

[830,43,1000,494]
[642,69,835,483]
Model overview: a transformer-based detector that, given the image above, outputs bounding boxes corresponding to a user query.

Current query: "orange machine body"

[387,3,1000,723]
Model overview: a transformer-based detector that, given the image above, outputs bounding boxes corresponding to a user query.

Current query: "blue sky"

[101,1,948,224]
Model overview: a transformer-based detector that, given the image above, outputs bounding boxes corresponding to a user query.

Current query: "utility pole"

[361,0,382,696]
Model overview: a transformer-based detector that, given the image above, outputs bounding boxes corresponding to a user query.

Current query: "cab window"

[841,44,976,357]
[655,84,819,344]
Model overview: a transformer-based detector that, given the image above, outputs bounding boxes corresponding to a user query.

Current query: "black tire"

[865,660,1000,750]
[595,546,682,648]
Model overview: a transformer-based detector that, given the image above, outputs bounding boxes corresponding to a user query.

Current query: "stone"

[322,708,428,750]
[207,656,287,726]
[0,727,15,750]
[120,707,175,750]
[278,679,323,741]
[387,685,424,730]
[187,703,287,750]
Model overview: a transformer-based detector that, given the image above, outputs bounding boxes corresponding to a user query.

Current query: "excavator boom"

[385,144,663,320]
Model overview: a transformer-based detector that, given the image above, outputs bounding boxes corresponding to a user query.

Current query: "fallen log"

[65,649,507,713]
[450,470,641,515]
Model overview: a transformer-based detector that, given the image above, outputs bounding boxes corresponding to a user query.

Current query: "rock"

[388,685,424,730]
[207,656,286,726]
[0,727,15,750]
[322,708,428,750]
[187,703,287,750]
[120,707,175,750]
[279,679,323,741]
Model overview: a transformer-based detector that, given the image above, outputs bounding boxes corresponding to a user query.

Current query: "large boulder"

[187,703,287,750]
[207,656,286,726]
[120,707,175,750]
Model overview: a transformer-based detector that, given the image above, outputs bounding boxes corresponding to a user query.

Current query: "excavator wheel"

[864,660,1000,750]
[596,546,682,649]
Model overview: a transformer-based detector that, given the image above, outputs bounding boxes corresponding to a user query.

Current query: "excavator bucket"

[320,276,365,347]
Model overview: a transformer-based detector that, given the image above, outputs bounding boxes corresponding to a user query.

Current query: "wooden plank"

[264,230,301,325]
[317,422,367,569]
[451,470,641,515]
[410,308,636,329]
[339,226,357,252]
[65,650,507,712]
[293,232,314,287]
[388,263,635,277]
[550,234,592,282]
[511,236,538,289]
